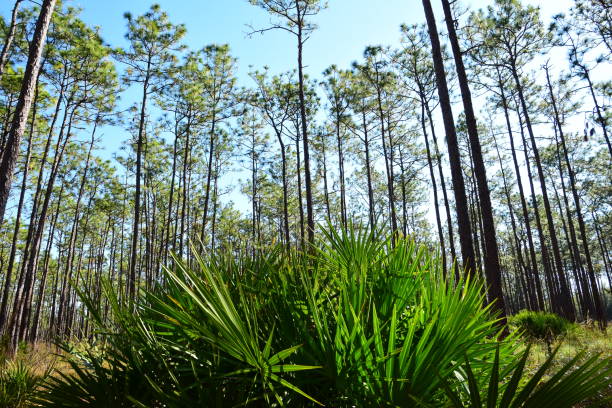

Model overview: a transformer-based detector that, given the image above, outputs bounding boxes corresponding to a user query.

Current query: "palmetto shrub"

[0,341,52,408]
[35,225,611,407]
[510,310,574,344]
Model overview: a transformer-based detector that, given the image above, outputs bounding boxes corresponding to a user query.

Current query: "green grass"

[524,324,612,408]
[0,341,55,408]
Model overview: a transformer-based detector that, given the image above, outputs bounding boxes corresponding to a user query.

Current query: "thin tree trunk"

[516,105,558,313]
[200,112,217,244]
[129,64,151,302]
[17,107,75,343]
[496,68,544,310]
[163,122,180,265]
[545,67,605,327]
[57,119,97,335]
[0,0,24,76]
[569,46,611,158]
[0,0,56,225]
[0,85,37,331]
[421,100,447,277]
[424,100,457,269]
[179,113,192,255]
[399,147,408,236]
[336,113,347,229]
[592,212,611,290]
[279,141,290,250]
[210,156,220,250]
[375,80,398,239]
[492,132,535,310]
[510,64,575,320]
[296,132,305,248]
[362,109,375,228]
[9,93,70,342]
[320,134,331,222]
[251,122,258,249]
[295,1,315,246]
[29,181,63,343]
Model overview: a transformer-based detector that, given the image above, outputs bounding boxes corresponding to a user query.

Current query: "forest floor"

[525,324,612,407]
[1,324,610,407]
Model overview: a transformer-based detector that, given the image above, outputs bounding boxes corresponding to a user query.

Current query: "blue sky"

[68,0,572,83]
[74,0,430,86]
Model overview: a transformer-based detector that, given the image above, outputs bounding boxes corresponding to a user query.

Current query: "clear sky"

[68,0,572,85]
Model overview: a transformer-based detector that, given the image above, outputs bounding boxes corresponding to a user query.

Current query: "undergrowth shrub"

[0,341,51,408]
[510,310,574,345]
[35,225,612,407]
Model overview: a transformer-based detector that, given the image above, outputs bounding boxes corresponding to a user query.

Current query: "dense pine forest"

[0,0,610,406]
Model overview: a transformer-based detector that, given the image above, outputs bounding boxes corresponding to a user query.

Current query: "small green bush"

[0,358,39,408]
[0,342,53,408]
[510,310,573,343]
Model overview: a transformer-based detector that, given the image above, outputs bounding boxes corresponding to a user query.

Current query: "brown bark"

[422,0,476,276]
[440,0,506,321]
[0,0,56,225]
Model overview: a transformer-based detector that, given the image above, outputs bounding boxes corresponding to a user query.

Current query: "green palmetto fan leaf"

[147,246,324,406]
[442,344,612,408]
[301,223,514,407]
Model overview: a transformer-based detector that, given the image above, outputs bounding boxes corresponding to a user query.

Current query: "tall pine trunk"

[0,85,38,331]
[496,68,544,310]
[0,0,56,225]
[545,67,605,327]
[129,65,151,302]
[510,64,575,320]
[422,0,476,276]
[440,0,506,320]
[420,100,447,277]
[296,6,315,246]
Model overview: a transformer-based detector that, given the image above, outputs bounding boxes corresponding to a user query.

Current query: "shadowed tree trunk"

[440,0,506,321]
[421,0,476,276]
